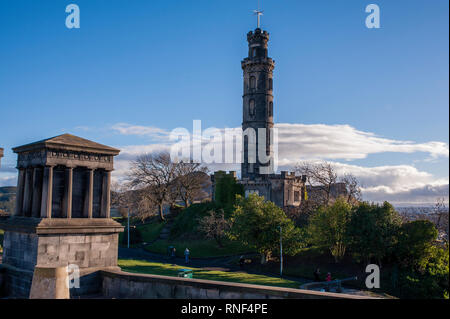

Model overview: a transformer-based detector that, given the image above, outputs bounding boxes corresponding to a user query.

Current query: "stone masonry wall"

[2,231,39,271]
[1,231,119,297]
[101,270,371,299]
[36,233,119,269]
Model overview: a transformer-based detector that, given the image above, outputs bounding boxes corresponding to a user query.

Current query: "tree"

[213,172,244,213]
[295,162,362,209]
[434,198,449,241]
[111,182,157,222]
[128,152,178,221]
[396,244,449,299]
[395,220,438,269]
[229,194,304,264]
[308,198,352,262]
[340,173,362,204]
[111,181,133,218]
[173,162,210,207]
[296,162,338,206]
[198,209,230,247]
[347,202,402,265]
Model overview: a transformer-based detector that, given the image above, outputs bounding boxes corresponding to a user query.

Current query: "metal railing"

[300,276,358,293]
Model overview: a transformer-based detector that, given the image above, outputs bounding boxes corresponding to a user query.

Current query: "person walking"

[239,256,245,269]
[326,272,332,282]
[184,248,190,264]
[314,268,321,282]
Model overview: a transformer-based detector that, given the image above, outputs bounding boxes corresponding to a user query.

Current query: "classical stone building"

[211,27,306,209]
[0,134,123,297]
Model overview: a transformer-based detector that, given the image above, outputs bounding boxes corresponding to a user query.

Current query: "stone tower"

[237,26,306,208]
[241,28,275,179]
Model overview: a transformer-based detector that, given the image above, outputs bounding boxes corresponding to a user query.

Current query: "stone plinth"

[29,266,70,299]
[0,217,123,297]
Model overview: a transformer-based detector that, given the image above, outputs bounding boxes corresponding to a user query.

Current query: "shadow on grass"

[118,259,300,289]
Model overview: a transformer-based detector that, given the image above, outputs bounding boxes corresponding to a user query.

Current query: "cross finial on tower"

[253,0,263,28]
[254,9,263,28]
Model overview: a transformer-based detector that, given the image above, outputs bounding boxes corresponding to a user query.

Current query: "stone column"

[83,168,94,218]
[31,167,43,217]
[40,166,54,218]
[22,167,33,216]
[63,167,73,218]
[101,170,112,218]
[15,168,26,216]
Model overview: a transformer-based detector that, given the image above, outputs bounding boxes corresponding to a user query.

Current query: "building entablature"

[16,148,115,171]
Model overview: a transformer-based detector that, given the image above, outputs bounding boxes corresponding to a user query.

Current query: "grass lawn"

[143,238,252,258]
[118,259,302,289]
[137,222,166,243]
[118,219,166,246]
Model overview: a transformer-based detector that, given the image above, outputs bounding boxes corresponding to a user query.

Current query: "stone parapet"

[100,270,377,299]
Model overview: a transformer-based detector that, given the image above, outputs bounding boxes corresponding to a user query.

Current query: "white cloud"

[362,183,449,206]
[109,122,448,205]
[325,162,448,205]
[111,123,171,141]
[2,122,448,205]
[112,122,449,163]
[276,123,449,163]
[0,174,16,187]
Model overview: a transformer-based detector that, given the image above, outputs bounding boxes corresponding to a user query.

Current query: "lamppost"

[127,207,130,249]
[279,225,283,277]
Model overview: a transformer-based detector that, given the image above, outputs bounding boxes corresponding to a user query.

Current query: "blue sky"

[0,0,448,205]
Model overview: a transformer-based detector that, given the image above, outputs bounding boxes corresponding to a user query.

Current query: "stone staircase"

[157,219,174,240]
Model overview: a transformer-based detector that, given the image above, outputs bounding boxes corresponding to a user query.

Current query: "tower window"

[269,78,273,90]
[294,191,300,202]
[269,101,273,117]
[250,76,256,89]
[252,48,257,57]
[249,99,255,117]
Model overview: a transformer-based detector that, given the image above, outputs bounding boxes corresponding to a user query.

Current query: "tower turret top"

[247,28,270,43]
[245,28,271,60]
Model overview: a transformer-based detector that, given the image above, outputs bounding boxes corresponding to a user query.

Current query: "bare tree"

[128,152,178,221]
[173,162,210,207]
[133,188,158,222]
[111,181,133,218]
[296,161,338,206]
[340,173,362,204]
[111,181,158,222]
[295,161,363,208]
[198,209,230,247]
[434,198,449,241]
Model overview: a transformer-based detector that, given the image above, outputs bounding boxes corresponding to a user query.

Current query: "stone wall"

[100,270,372,299]
[2,231,38,271]
[0,221,122,298]
[3,231,119,270]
